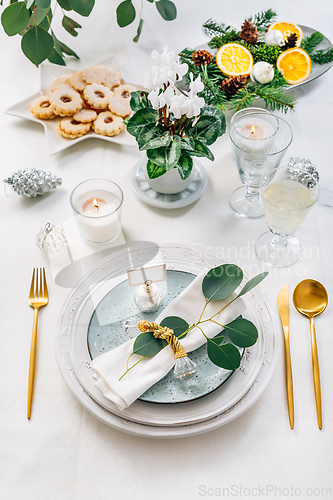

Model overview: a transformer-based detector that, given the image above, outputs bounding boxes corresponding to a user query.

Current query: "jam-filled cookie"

[69,71,88,91]
[92,111,124,137]
[50,76,71,92]
[108,97,131,118]
[103,69,121,90]
[113,84,136,99]
[73,109,97,123]
[50,86,83,116]
[57,117,91,139]
[83,84,113,110]
[30,95,56,119]
[81,65,107,85]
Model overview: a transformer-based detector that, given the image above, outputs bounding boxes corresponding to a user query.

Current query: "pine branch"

[255,87,296,113]
[301,32,324,54]
[310,47,333,64]
[248,9,277,31]
[203,19,237,38]
[208,32,240,50]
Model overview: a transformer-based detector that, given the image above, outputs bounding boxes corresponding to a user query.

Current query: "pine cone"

[192,49,213,66]
[282,33,299,50]
[221,75,248,99]
[240,19,258,45]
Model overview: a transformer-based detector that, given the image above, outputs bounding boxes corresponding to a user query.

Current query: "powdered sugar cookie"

[69,71,88,91]
[57,117,91,138]
[92,111,124,137]
[113,84,136,99]
[50,86,82,116]
[81,65,107,85]
[73,109,97,123]
[50,76,71,92]
[108,97,131,118]
[83,84,113,110]
[103,69,121,90]
[30,95,56,119]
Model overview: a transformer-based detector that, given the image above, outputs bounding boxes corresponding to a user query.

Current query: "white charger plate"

[4,56,136,155]
[55,244,280,435]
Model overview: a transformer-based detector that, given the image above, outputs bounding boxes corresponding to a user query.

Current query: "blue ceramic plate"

[87,270,242,404]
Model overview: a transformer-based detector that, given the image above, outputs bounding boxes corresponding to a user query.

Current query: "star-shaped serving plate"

[5,56,137,155]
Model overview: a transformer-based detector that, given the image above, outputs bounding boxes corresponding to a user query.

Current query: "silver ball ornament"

[250,61,275,84]
[264,29,285,47]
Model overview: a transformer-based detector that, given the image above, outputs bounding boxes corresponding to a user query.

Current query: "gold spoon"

[293,279,328,429]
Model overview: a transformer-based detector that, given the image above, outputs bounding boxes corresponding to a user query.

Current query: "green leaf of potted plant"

[126,47,226,194]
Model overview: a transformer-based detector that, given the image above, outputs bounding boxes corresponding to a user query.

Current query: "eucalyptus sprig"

[120,265,268,379]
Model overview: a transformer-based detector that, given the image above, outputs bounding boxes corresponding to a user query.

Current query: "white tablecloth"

[1,0,333,498]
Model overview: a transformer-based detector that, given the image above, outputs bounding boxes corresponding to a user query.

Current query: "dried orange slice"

[276,47,312,84]
[216,43,253,76]
[268,22,303,46]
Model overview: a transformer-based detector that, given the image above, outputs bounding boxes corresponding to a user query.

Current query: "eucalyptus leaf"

[133,17,143,42]
[189,138,214,160]
[29,6,50,26]
[237,272,268,298]
[223,318,258,348]
[62,14,81,36]
[1,2,30,36]
[201,106,226,137]
[146,0,154,3]
[70,0,95,17]
[59,40,79,58]
[133,331,165,357]
[57,0,72,10]
[155,0,177,21]
[21,26,54,66]
[116,0,136,28]
[130,90,148,113]
[138,127,171,151]
[176,154,193,180]
[147,136,181,171]
[47,47,66,65]
[26,0,34,8]
[207,337,241,370]
[36,0,50,8]
[51,30,62,55]
[160,316,189,338]
[126,108,158,137]
[186,115,220,146]
[146,159,167,179]
[38,7,52,30]
[202,264,243,302]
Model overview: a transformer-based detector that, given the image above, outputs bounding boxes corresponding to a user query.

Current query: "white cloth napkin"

[91,270,246,410]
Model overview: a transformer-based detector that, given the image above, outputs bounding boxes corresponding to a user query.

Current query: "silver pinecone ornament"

[4,169,62,198]
[287,157,319,189]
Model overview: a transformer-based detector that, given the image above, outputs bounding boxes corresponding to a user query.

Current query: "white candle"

[70,180,123,244]
[234,117,276,153]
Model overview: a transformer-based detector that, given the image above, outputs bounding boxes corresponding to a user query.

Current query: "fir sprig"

[248,9,277,31]
[311,47,333,64]
[208,32,241,50]
[202,19,238,38]
[301,32,324,54]
[229,80,296,114]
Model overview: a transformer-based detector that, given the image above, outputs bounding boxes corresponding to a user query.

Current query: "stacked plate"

[55,244,280,437]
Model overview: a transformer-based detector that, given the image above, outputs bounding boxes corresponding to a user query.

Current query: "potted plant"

[126,47,226,194]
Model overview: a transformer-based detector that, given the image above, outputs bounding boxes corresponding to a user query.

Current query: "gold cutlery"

[293,279,328,430]
[278,284,294,430]
[27,268,48,420]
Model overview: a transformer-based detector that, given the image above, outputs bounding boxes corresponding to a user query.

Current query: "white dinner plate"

[4,56,137,155]
[55,244,280,435]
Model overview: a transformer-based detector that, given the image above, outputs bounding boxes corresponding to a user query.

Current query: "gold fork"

[27,268,48,419]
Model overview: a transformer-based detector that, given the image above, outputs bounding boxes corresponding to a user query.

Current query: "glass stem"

[245,187,260,202]
[271,232,288,248]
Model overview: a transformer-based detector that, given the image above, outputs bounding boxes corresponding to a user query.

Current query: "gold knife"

[278,284,294,430]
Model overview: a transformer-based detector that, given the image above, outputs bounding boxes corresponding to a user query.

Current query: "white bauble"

[265,29,285,47]
[250,61,275,84]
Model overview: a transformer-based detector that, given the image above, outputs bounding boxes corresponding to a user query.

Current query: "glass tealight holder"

[70,179,123,244]
[255,166,320,267]
[229,108,293,219]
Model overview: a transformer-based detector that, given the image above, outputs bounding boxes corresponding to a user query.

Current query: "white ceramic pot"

[144,161,195,194]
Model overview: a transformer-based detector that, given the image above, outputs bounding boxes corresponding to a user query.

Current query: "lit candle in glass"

[70,179,124,244]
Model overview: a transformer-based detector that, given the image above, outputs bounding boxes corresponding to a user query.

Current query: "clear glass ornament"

[36,223,67,253]
[134,280,164,313]
[174,355,198,381]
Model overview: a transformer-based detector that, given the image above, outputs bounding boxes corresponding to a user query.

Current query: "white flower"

[186,95,205,118]
[148,89,163,110]
[189,73,204,96]
[151,46,175,66]
[169,93,188,119]
[143,71,156,92]
[170,61,188,80]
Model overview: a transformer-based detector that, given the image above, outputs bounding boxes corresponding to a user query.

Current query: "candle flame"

[93,198,99,210]
[251,126,256,135]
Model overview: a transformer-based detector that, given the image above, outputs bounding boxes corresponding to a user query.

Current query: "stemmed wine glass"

[255,166,320,267]
[229,108,293,219]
